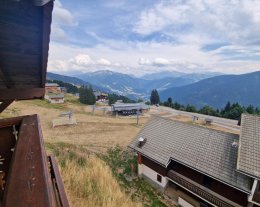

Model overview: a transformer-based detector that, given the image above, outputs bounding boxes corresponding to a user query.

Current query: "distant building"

[115,100,123,104]
[45,83,65,103]
[45,83,61,93]
[45,93,64,104]
[204,118,213,125]
[129,114,260,207]
[94,91,108,102]
[111,103,150,115]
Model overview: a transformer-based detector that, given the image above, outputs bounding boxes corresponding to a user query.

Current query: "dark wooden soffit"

[0,88,45,102]
[0,0,54,111]
[0,100,14,113]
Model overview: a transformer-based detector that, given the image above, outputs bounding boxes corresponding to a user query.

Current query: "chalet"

[94,91,108,102]
[45,93,65,103]
[45,83,61,93]
[129,114,260,207]
[111,103,150,115]
[45,83,65,103]
[0,0,68,206]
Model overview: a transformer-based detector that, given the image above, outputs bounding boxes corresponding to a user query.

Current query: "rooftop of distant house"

[45,83,59,87]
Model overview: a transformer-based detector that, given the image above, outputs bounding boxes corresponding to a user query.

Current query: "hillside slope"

[47,72,110,92]
[160,71,260,108]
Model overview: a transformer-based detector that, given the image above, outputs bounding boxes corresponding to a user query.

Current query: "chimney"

[138,137,146,148]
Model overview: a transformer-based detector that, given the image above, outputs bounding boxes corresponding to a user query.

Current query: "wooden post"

[92,104,95,114]
[136,110,140,125]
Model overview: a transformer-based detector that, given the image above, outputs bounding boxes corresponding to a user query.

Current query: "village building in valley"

[94,91,108,103]
[45,83,65,103]
[129,114,260,207]
[111,103,150,116]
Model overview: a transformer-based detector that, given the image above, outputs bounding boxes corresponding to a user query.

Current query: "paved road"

[151,106,240,132]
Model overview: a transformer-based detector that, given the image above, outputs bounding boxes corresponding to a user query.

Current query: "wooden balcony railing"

[0,115,69,207]
[167,170,242,207]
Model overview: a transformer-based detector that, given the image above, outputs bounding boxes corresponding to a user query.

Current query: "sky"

[48,0,260,76]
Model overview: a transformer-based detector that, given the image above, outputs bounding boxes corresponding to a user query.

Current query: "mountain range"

[47,70,260,108]
[72,70,219,99]
[160,71,260,108]
[48,70,218,99]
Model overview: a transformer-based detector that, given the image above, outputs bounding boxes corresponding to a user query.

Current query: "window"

[157,174,162,183]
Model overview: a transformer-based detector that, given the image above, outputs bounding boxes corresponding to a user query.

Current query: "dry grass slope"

[62,157,141,207]
[46,143,142,207]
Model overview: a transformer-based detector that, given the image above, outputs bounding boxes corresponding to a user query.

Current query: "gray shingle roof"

[237,114,260,178]
[129,116,252,192]
[112,103,150,111]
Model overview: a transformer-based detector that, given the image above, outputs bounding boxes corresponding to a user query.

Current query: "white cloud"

[48,41,219,75]
[153,58,171,66]
[73,54,94,66]
[138,58,150,65]
[52,1,78,26]
[50,0,78,42]
[51,25,67,41]
[133,0,260,45]
[97,58,111,66]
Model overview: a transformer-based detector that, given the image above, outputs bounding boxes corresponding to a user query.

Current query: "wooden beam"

[41,1,54,87]
[0,100,13,113]
[0,115,25,128]
[0,88,45,101]
[0,66,12,88]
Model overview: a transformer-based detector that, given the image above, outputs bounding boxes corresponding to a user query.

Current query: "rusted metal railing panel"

[48,155,69,207]
[2,115,56,207]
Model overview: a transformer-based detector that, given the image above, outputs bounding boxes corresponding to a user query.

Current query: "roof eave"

[128,145,167,167]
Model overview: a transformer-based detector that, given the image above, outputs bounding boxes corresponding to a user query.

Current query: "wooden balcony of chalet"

[0,115,69,207]
[167,170,242,207]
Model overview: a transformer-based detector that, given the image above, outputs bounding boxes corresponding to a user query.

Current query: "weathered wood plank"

[48,155,69,207]
[3,115,56,207]
[41,1,53,87]
[0,116,24,128]
[0,67,12,88]
[0,88,45,101]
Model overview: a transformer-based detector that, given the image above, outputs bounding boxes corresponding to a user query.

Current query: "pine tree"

[79,86,87,104]
[150,89,160,105]
[79,86,96,105]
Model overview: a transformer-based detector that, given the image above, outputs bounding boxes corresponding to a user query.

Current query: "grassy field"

[46,143,142,207]
[1,96,171,207]
[1,95,148,153]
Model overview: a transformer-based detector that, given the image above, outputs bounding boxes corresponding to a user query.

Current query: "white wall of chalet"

[138,164,168,188]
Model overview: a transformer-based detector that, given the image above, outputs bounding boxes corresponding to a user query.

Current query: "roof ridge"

[150,114,239,137]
